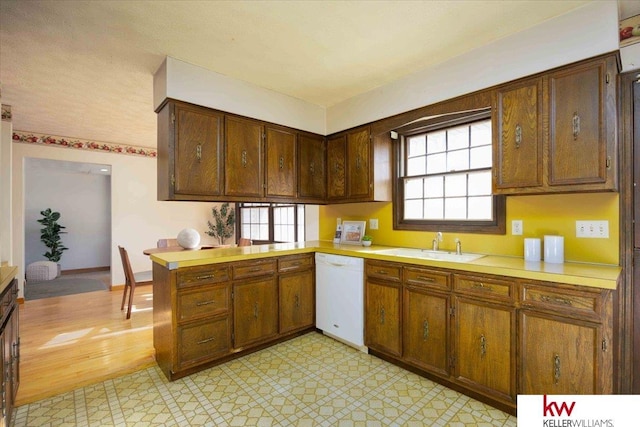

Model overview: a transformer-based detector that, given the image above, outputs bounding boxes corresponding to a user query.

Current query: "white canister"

[524,238,541,262]
[544,235,564,264]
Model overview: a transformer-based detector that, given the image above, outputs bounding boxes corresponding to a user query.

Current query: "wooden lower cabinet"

[0,278,19,427]
[279,269,314,334]
[233,277,279,349]
[403,266,451,377]
[365,261,402,357]
[519,281,613,394]
[364,260,613,415]
[403,286,449,377]
[153,254,315,381]
[452,296,515,404]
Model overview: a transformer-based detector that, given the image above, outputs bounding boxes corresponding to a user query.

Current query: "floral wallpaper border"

[1,105,11,122]
[12,131,157,158]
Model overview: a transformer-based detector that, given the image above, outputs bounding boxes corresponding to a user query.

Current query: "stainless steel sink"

[372,247,485,263]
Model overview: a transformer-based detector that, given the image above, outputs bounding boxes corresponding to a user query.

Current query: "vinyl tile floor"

[14,332,517,427]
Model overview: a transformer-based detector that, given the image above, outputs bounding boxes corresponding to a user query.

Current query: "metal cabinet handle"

[254,302,259,319]
[334,162,339,173]
[380,307,385,324]
[279,156,284,169]
[196,144,202,161]
[515,124,522,149]
[197,337,216,345]
[294,294,300,308]
[416,275,435,283]
[310,162,315,175]
[241,150,248,167]
[195,300,216,307]
[472,282,492,291]
[572,112,580,140]
[356,156,361,170]
[554,354,561,384]
[195,274,215,280]
[423,320,429,340]
[376,270,387,275]
[480,334,487,357]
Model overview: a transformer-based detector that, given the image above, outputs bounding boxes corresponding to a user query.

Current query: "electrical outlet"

[512,220,523,236]
[337,218,342,225]
[576,220,609,238]
[369,218,379,230]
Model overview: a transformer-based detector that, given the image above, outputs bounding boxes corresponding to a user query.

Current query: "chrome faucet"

[455,238,462,255]
[432,232,442,251]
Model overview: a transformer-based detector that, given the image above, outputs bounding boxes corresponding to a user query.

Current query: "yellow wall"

[319,193,619,265]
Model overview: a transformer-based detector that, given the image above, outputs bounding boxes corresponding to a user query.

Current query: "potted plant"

[205,202,236,245]
[37,208,68,265]
[362,235,373,247]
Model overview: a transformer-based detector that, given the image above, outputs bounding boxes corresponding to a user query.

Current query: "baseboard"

[61,266,109,275]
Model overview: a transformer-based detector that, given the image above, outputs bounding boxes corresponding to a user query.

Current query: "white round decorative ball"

[177,228,201,249]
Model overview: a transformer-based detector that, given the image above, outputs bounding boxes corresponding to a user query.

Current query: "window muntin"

[394,111,504,234]
[239,203,305,243]
[402,118,493,222]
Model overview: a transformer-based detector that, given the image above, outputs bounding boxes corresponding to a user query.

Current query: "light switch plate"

[369,218,379,230]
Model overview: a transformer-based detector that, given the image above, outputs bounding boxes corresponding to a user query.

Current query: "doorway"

[24,158,112,297]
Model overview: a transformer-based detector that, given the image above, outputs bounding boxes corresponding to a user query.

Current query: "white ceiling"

[0,0,621,149]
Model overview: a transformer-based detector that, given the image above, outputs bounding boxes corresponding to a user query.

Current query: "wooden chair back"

[118,245,137,319]
[238,238,252,247]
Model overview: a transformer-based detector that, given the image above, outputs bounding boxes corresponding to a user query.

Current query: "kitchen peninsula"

[150,241,619,414]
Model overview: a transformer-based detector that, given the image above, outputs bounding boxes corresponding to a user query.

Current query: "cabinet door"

[298,133,326,200]
[520,310,601,394]
[403,287,449,377]
[279,270,314,334]
[327,135,346,200]
[225,116,264,198]
[548,57,614,187]
[453,297,515,403]
[266,126,296,198]
[174,103,224,196]
[233,278,278,348]
[365,280,401,357]
[494,78,543,190]
[347,127,371,198]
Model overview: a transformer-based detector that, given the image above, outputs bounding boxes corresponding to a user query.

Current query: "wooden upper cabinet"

[157,100,224,200]
[493,53,618,195]
[224,115,264,198]
[327,134,347,200]
[265,126,296,198]
[548,54,617,190]
[347,127,371,198]
[326,125,390,203]
[493,77,543,191]
[297,133,326,202]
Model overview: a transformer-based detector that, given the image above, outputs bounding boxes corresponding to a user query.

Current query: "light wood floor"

[16,283,155,406]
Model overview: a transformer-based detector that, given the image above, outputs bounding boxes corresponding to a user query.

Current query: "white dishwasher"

[315,253,366,350]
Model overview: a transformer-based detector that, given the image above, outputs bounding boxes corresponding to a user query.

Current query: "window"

[394,112,505,234]
[238,203,305,244]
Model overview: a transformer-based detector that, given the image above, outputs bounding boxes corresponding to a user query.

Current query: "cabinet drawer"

[177,284,230,322]
[177,265,230,289]
[278,254,313,273]
[454,274,515,302]
[366,261,402,282]
[404,267,450,291]
[520,283,601,320]
[178,317,230,368]
[233,259,277,279]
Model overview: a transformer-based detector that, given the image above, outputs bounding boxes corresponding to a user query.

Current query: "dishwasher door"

[315,253,365,349]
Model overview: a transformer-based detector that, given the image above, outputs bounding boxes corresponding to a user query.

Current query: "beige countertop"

[150,240,621,290]
[0,264,18,295]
